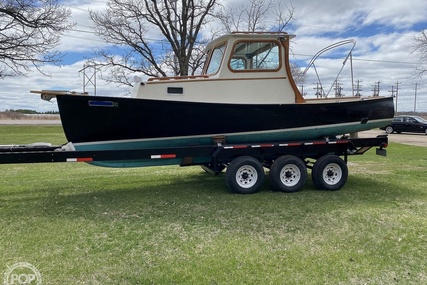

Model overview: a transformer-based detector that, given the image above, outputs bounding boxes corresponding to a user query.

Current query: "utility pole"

[395,82,401,113]
[333,80,343,97]
[414,83,419,112]
[372,81,381,97]
[389,82,401,113]
[300,85,307,97]
[313,82,324,98]
[353,79,363,97]
[389,85,395,96]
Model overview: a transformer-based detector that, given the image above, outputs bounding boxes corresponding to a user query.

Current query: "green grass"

[0,125,66,145]
[1,125,426,284]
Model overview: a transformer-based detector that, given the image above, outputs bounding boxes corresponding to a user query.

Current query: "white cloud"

[287,0,427,111]
[57,1,112,53]
[0,60,130,112]
[292,0,427,36]
[360,0,427,28]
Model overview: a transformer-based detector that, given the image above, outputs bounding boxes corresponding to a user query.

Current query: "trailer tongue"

[0,136,388,194]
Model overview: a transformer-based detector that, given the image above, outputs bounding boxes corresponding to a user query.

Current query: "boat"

[32,32,394,168]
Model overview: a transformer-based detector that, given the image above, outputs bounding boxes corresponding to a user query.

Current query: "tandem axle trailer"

[0,136,388,194]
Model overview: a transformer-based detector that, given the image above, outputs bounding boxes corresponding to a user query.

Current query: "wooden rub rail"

[30,90,89,101]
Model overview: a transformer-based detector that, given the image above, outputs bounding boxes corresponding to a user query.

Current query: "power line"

[72,28,94,34]
[352,57,417,65]
[293,53,417,65]
[64,27,174,44]
[62,33,105,43]
[65,31,420,66]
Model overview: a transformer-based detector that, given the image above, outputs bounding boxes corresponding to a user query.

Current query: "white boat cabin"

[133,32,305,104]
[34,32,374,104]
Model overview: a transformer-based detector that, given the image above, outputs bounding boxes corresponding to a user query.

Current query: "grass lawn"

[1,125,426,284]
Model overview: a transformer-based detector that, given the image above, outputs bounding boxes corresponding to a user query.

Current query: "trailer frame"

[0,135,388,194]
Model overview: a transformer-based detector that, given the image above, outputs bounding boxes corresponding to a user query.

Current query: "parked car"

[381,115,427,135]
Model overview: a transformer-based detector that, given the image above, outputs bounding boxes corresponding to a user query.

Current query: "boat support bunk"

[0,136,388,194]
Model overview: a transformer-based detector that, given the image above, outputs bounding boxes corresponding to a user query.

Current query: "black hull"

[56,95,394,145]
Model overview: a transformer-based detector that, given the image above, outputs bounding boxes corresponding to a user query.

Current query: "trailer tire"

[226,156,264,194]
[312,155,348,191]
[270,155,307,193]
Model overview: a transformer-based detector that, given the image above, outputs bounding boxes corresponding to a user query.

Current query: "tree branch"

[0,0,73,78]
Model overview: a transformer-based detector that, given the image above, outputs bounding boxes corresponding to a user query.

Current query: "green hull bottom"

[74,120,388,168]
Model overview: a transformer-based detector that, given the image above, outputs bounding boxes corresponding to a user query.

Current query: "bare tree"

[413,30,427,77]
[0,0,73,78]
[274,0,295,32]
[88,0,303,87]
[219,0,294,33]
[89,0,221,86]
[290,62,306,85]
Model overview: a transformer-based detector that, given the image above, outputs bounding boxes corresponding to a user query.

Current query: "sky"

[1,0,427,112]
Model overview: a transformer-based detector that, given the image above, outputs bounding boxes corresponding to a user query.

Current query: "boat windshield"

[229,41,280,71]
[205,43,226,75]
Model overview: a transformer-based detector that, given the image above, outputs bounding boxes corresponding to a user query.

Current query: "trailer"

[0,135,388,194]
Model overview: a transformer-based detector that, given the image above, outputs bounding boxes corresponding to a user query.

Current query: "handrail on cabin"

[302,39,356,98]
[148,75,209,82]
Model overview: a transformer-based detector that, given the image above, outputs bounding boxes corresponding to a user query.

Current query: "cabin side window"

[229,41,280,71]
[205,43,226,75]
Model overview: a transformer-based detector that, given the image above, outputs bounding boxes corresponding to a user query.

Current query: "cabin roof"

[205,32,296,52]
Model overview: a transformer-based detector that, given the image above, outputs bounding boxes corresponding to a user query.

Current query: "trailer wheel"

[226,156,264,194]
[269,155,307,193]
[312,155,348,191]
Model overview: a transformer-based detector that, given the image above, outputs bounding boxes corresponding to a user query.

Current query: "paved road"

[359,129,427,147]
[0,120,61,125]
